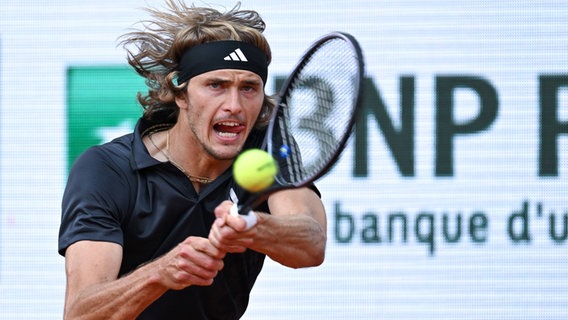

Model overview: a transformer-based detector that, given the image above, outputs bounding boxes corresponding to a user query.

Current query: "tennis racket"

[233,31,365,228]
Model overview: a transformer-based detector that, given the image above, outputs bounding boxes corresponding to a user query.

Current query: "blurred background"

[0,1,566,319]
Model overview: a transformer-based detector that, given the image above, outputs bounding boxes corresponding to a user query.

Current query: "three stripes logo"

[224,48,248,62]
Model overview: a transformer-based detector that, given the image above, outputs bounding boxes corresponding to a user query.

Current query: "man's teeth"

[218,122,239,126]
[216,122,240,137]
[218,132,237,137]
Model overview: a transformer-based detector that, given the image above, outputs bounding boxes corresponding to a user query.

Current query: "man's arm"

[63,238,225,320]
[209,187,327,268]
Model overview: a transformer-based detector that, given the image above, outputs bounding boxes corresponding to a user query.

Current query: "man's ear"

[175,92,188,110]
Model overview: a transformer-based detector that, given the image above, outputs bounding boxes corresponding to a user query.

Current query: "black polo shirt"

[59,117,269,319]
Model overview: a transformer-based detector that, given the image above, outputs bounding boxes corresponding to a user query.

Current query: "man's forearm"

[64,261,168,320]
[251,212,326,268]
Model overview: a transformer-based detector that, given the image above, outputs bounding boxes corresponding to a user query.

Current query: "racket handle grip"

[230,203,258,230]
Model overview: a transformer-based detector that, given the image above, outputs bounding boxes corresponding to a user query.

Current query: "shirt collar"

[130,118,166,171]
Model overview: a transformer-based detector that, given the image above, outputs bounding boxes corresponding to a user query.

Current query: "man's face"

[176,69,264,161]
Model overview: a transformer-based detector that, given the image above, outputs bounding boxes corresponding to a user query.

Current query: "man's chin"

[206,145,242,161]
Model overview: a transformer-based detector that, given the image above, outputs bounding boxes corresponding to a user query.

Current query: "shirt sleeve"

[58,145,133,256]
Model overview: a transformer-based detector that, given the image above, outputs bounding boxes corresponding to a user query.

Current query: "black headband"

[177,40,268,86]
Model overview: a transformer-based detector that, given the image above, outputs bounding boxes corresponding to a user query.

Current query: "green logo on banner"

[67,66,146,170]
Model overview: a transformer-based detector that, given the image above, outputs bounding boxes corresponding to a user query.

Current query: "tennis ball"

[233,149,278,192]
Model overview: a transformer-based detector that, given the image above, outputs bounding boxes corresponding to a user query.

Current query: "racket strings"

[275,37,361,185]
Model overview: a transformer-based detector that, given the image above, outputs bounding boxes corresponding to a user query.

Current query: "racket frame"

[236,31,365,215]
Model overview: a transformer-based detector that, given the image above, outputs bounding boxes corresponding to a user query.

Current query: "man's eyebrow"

[206,77,230,83]
[242,79,262,86]
[206,77,261,86]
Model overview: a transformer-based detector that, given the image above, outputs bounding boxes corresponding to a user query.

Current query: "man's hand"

[208,200,258,253]
[156,236,226,289]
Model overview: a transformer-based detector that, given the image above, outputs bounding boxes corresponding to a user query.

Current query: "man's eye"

[243,85,260,92]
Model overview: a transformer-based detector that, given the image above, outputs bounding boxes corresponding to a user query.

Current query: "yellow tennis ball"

[233,149,278,192]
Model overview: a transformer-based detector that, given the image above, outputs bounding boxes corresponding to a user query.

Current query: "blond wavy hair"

[119,0,274,127]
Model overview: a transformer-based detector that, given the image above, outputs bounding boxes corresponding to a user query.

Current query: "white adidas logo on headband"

[224,48,248,62]
[177,41,267,85]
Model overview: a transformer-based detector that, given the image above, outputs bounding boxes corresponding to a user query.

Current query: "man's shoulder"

[74,133,134,171]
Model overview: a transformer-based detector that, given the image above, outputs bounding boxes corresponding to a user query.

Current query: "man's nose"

[223,88,243,113]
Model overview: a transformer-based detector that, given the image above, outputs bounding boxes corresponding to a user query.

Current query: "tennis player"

[58,1,326,319]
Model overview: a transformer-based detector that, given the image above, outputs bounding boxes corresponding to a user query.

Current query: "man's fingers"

[161,237,226,289]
